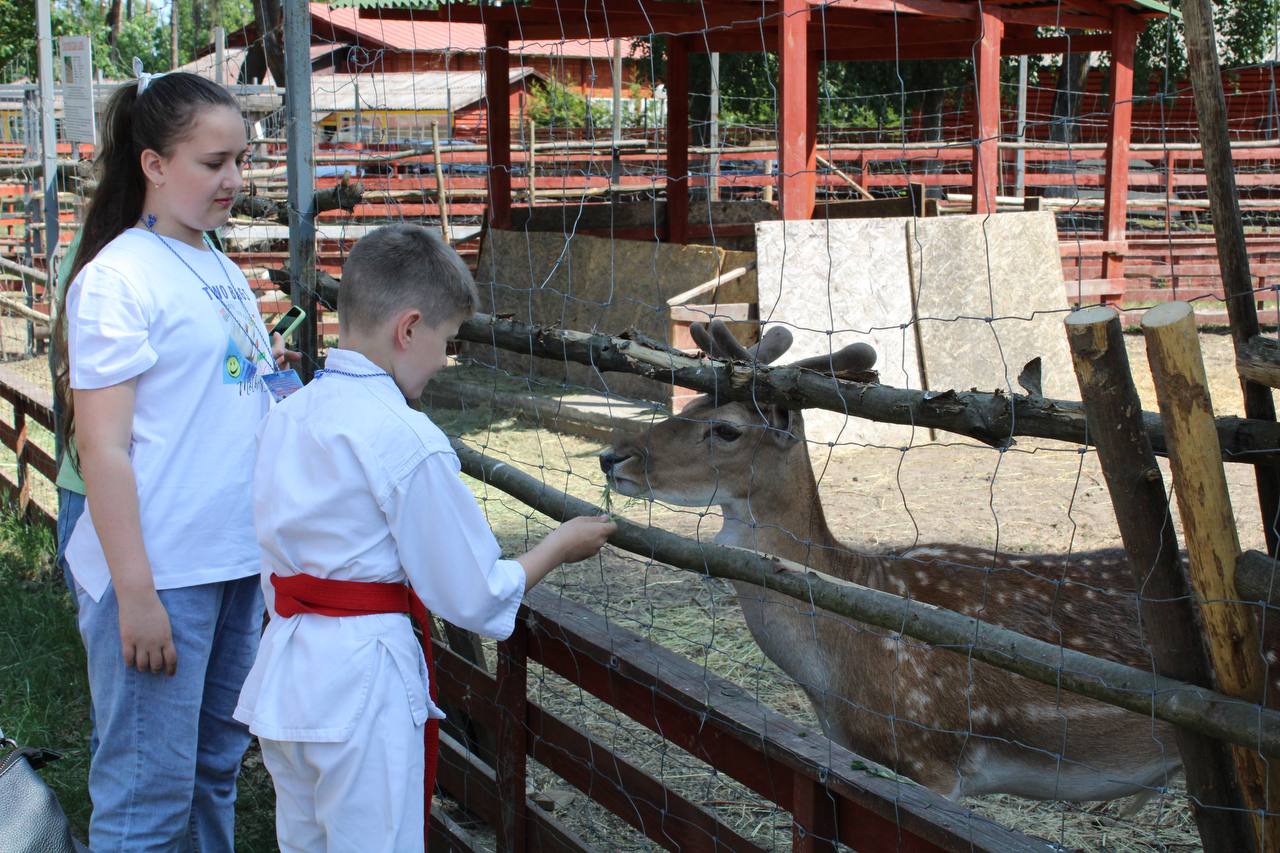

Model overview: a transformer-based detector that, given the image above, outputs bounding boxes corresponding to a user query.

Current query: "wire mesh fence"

[5,1,1280,850]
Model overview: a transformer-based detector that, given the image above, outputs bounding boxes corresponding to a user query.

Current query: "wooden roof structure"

[354,0,1169,278]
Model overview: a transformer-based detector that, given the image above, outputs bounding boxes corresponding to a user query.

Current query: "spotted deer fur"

[599,321,1198,802]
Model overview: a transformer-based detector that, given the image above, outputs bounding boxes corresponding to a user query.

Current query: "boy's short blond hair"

[339,224,479,333]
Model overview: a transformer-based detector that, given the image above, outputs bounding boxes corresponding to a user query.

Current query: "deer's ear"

[763,404,800,445]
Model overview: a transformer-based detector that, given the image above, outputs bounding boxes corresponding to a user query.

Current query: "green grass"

[0,506,278,851]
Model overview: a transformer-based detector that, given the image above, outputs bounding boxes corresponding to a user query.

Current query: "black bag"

[0,736,84,853]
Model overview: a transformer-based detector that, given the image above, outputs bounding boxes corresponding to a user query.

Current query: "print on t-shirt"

[212,296,270,395]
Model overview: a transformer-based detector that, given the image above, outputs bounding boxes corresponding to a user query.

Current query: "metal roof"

[310,67,542,112]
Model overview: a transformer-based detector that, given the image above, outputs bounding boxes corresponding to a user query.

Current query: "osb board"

[908,212,1076,402]
[466,228,757,403]
[754,219,921,448]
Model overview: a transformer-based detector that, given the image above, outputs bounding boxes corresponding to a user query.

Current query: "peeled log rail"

[1236,334,1280,389]
[1237,550,1280,606]
[231,180,365,224]
[0,255,49,287]
[449,438,1280,757]
[0,159,79,180]
[266,267,339,309]
[454,314,1280,467]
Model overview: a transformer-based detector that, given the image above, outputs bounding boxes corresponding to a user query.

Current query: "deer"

[599,319,1226,804]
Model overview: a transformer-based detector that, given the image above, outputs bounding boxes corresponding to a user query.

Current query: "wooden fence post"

[527,118,537,206]
[431,121,451,244]
[495,616,529,852]
[1066,305,1255,851]
[1143,300,1280,851]
[791,775,837,853]
[1180,0,1280,552]
[14,400,27,519]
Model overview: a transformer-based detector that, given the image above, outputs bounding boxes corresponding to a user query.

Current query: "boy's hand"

[272,332,303,371]
[117,589,178,676]
[549,515,616,564]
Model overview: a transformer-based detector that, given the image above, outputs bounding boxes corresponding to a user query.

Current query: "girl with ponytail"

[55,68,294,850]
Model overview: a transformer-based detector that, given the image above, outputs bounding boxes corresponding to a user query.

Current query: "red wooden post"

[779,0,814,220]
[495,618,528,852]
[1102,9,1138,279]
[665,35,690,244]
[485,22,512,230]
[792,775,838,853]
[972,7,1003,214]
[807,47,819,212]
[14,401,27,518]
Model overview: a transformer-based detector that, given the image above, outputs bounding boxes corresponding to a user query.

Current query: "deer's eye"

[705,423,743,443]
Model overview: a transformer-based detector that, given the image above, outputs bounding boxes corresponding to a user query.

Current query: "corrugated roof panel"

[315,2,635,58]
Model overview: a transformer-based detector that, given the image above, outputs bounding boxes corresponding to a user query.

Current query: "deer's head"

[599,321,876,509]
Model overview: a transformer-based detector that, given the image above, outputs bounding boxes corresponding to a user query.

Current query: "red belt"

[270,572,438,849]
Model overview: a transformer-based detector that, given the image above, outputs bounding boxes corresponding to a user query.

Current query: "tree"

[105,0,123,51]
[249,0,285,85]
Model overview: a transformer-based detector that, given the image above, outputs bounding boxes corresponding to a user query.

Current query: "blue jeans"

[55,487,85,594]
[76,574,263,852]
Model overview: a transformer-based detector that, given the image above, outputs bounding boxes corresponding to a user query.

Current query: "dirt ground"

[5,330,1264,851]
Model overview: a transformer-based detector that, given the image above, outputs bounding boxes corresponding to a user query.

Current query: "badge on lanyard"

[263,369,304,402]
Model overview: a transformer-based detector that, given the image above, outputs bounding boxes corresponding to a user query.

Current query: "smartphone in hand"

[271,306,307,341]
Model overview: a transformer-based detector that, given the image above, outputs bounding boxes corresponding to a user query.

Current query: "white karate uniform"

[235,348,526,853]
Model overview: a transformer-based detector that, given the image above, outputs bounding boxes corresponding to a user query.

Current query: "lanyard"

[142,221,275,368]
[315,368,393,380]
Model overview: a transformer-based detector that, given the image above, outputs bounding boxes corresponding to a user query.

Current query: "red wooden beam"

[812,0,976,20]
[1003,34,1111,55]
[972,7,1003,213]
[665,35,690,243]
[1102,8,1138,278]
[996,6,1109,28]
[484,23,512,229]
[820,32,1108,60]
[700,29,1108,59]
[780,0,814,220]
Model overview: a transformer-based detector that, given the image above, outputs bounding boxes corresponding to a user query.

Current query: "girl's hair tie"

[132,57,167,95]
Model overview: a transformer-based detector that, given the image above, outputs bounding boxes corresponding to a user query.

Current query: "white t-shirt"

[66,227,273,602]
[234,348,525,743]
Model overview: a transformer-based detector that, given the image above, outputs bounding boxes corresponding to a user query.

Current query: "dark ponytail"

[54,73,240,445]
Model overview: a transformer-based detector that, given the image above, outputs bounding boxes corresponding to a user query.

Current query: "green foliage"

[0,0,38,77]
[1216,0,1280,65]
[0,512,91,838]
[526,76,652,131]
[173,0,256,70]
[527,76,611,130]
[107,11,171,77]
[2,1,255,82]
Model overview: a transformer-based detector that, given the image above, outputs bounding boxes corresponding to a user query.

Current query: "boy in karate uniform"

[235,223,616,852]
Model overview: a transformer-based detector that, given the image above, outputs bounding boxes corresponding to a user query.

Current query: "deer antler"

[788,344,877,380]
[691,319,794,365]
[691,319,875,379]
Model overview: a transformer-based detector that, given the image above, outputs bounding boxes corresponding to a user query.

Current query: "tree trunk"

[106,0,124,48]
[919,86,946,198]
[253,0,286,85]
[170,0,179,69]
[191,0,203,68]
[1045,35,1096,201]
[1050,34,1095,144]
